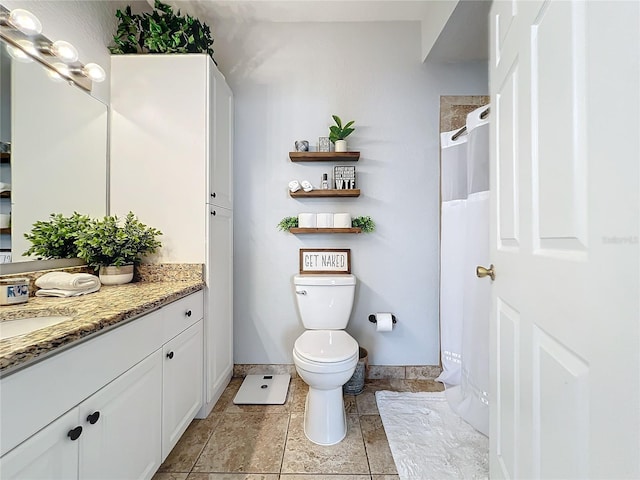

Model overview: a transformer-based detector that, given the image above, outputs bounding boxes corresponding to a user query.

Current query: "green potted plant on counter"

[76,212,162,285]
[329,115,355,152]
[23,212,91,259]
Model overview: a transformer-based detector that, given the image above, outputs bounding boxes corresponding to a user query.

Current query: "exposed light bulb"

[47,62,69,82]
[50,40,78,62]
[5,40,35,63]
[8,9,42,35]
[82,63,106,82]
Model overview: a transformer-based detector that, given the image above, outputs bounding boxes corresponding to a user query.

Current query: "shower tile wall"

[440,95,490,132]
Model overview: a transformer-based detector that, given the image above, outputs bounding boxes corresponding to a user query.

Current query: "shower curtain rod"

[451,107,490,141]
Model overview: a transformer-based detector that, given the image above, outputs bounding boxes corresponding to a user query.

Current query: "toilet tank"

[294,275,356,329]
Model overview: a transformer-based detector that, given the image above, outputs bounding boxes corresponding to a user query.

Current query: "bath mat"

[376,391,489,480]
[233,374,290,404]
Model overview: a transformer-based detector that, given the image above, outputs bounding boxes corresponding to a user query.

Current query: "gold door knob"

[476,264,495,281]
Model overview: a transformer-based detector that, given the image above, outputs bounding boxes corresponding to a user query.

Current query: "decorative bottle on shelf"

[321,173,329,189]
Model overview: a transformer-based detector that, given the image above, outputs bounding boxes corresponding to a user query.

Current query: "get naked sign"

[299,249,351,274]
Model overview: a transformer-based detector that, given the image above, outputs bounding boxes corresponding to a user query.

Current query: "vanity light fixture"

[0,5,103,92]
[38,39,79,63]
[0,8,42,35]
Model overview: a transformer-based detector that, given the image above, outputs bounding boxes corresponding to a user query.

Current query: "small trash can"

[343,347,368,395]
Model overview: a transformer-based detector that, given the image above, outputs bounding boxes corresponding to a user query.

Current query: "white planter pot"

[334,140,347,152]
[99,265,134,285]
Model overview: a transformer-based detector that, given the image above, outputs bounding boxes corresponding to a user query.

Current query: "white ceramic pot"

[334,140,347,152]
[99,264,134,285]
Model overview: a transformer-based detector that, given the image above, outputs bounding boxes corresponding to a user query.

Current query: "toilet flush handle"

[296,290,307,295]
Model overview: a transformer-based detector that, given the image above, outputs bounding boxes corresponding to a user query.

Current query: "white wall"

[213,19,487,365]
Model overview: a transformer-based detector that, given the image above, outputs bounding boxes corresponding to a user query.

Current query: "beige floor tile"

[290,377,307,413]
[187,474,278,480]
[159,416,221,473]
[213,378,243,413]
[281,413,369,475]
[359,415,397,475]
[193,413,289,473]
[380,378,444,393]
[152,473,188,480]
[355,380,392,415]
[371,476,400,480]
[280,476,370,480]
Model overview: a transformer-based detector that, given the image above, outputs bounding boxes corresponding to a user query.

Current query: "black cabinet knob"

[211,210,216,216]
[86,411,100,425]
[211,192,216,198]
[185,310,192,317]
[68,426,83,441]
[166,351,174,359]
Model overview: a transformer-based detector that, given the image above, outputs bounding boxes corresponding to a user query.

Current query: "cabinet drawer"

[162,291,203,343]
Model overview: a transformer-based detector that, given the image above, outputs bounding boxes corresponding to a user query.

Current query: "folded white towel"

[35,272,101,291]
[35,284,101,298]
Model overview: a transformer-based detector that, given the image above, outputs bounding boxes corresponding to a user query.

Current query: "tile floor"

[153,376,443,480]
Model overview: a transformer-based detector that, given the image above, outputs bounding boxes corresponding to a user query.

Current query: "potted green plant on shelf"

[75,212,163,285]
[329,115,355,152]
[109,0,215,61]
[23,212,91,259]
[352,215,375,233]
[277,216,299,231]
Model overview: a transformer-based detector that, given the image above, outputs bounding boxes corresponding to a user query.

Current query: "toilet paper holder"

[368,314,397,324]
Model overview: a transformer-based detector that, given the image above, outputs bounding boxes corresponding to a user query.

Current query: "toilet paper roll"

[298,213,316,228]
[333,213,351,228]
[375,313,394,332]
[288,180,301,192]
[316,213,334,228]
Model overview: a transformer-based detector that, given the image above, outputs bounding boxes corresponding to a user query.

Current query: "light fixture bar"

[0,5,101,91]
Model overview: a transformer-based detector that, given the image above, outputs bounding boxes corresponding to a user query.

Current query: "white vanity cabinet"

[110,54,234,415]
[0,290,204,480]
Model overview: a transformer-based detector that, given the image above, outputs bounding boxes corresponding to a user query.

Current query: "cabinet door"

[206,205,233,404]
[208,62,233,209]
[0,408,80,480]
[79,351,162,480]
[162,320,204,460]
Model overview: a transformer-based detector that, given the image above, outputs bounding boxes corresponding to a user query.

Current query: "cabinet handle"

[166,351,174,359]
[86,411,100,425]
[211,192,216,198]
[68,426,83,441]
[185,310,192,317]
[211,210,216,216]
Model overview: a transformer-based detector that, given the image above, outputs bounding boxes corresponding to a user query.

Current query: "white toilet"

[292,274,359,445]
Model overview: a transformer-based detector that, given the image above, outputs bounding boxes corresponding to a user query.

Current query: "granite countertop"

[0,265,204,376]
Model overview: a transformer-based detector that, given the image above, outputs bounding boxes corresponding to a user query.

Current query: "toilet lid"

[294,330,358,363]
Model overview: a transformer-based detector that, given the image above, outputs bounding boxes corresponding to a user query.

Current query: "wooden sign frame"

[299,248,351,274]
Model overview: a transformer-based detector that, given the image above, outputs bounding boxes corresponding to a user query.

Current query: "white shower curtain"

[437,105,490,436]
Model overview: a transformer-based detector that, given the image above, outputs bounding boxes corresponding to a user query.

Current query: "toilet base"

[303,386,347,445]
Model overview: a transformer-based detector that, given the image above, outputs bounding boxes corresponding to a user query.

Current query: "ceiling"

[160,0,489,62]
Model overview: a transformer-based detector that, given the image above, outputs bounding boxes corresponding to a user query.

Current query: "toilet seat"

[294,330,358,363]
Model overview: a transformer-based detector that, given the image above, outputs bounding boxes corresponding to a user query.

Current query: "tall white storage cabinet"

[110,54,233,415]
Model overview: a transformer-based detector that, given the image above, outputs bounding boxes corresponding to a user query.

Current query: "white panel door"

[162,320,204,460]
[0,408,79,480]
[206,204,233,403]
[79,351,162,480]
[489,1,639,478]
[208,61,234,209]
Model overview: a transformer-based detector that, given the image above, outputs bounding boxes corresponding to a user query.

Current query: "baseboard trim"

[232,364,442,381]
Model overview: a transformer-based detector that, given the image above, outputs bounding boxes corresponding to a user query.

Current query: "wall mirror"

[0,38,108,274]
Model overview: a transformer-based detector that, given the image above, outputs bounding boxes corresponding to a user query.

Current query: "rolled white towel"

[35,272,101,291]
[35,284,101,298]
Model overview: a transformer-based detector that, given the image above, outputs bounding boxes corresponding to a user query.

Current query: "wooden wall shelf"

[290,189,360,198]
[289,152,359,162]
[0,227,10,235]
[0,152,9,164]
[0,192,10,198]
[289,227,362,234]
